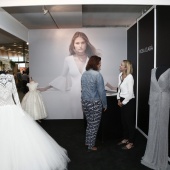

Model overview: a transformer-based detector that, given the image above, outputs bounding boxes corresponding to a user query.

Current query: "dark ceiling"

[3,5,152,29]
[0,5,152,55]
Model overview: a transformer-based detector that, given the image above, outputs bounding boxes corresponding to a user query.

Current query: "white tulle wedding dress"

[0,73,70,170]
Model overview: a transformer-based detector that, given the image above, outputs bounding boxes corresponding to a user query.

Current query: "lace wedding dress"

[21,81,47,120]
[0,74,70,170]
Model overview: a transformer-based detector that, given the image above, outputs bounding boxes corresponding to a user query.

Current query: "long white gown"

[49,55,89,119]
[0,74,70,170]
[21,81,47,120]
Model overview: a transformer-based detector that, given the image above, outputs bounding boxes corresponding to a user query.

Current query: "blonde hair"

[123,60,133,75]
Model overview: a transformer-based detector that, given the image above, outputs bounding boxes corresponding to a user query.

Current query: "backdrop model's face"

[74,37,87,55]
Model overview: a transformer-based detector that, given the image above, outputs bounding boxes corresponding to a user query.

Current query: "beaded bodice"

[0,74,20,106]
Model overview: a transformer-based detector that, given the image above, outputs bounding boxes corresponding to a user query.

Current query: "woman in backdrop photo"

[117,60,135,150]
[40,31,115,119]
[0,72,70,170]
[81,55,107,151]
[40,31,100,119]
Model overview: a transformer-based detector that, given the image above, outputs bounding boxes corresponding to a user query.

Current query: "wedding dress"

[21,81,47,120]
[141,68,170,170]
[0,73,70,170]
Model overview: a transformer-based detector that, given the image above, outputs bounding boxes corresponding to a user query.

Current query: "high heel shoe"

[122,143,134,150]
[117,139,129,145]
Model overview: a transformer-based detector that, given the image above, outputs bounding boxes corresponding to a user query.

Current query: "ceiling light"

[42,6,48,15]
[44,9,48,15]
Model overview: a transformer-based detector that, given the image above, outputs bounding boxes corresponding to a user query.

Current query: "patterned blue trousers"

[82,100,102,149]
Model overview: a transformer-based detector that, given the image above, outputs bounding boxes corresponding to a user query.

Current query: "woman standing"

[117,60,135,150]
[81,55,107,151]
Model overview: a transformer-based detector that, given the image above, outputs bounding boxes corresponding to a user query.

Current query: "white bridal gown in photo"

[21,81,47,120]
[49,55,89,119]
[0,74,70,170]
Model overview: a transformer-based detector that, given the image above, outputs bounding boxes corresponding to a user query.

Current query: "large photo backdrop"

[29,28,127,119]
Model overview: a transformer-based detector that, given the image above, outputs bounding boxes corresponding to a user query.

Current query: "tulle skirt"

[0,105,70,170]
[21,91,47,120]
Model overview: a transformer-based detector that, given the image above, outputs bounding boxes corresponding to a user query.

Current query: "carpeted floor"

[38,119,151,170]
[18,90,169,170]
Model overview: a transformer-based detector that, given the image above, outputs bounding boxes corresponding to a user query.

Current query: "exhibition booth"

[0,2,170,162]
[127,7,170,159]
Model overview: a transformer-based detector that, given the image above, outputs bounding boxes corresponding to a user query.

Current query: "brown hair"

[86,55,101,71]
[69,32,98,57]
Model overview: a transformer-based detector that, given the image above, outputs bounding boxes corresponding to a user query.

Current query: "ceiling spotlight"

[42,6,48,15]
[43,9,48,15]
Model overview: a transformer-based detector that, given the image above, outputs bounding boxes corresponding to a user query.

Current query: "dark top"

[156,66,169,81]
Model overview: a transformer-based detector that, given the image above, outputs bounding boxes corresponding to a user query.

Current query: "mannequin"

[156,66,169,80]
[21,77,48,121]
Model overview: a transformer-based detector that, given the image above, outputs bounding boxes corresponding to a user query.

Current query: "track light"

[42,6,48,15]
[43,9,48,15]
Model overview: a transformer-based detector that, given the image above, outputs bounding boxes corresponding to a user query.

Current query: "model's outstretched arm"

[38,58,71,92]
[37,85,52,92]
[105,82,117,91]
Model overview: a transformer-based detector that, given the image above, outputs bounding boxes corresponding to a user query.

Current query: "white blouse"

[117,72,135,105]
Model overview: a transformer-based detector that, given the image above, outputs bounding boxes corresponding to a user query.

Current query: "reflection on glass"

[0,42,29,62]
[0,28,29,71]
